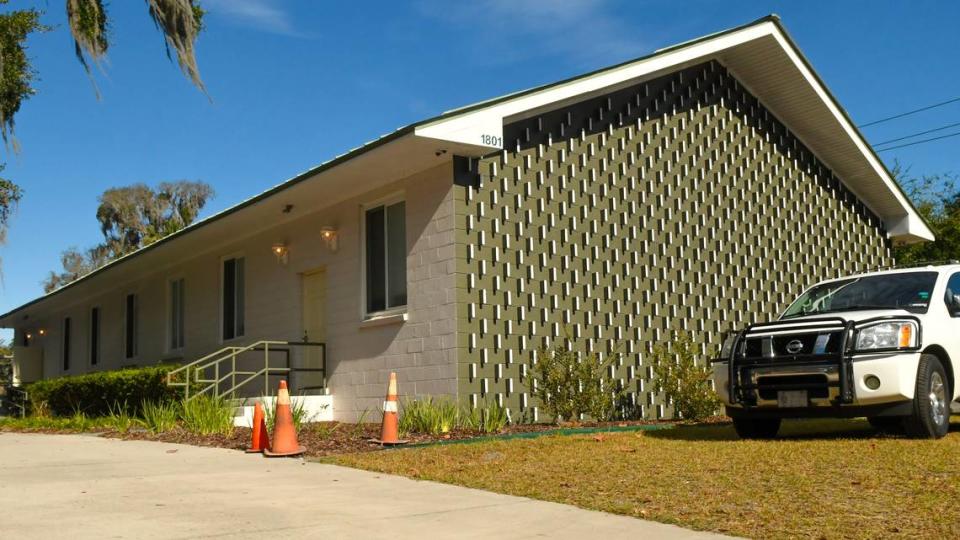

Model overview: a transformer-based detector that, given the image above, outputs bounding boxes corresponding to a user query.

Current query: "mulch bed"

[2,418,725,457]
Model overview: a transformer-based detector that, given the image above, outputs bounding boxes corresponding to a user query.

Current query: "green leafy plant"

[399,396,463,436]
[26,365,179,417]
[650,330,721,421]
[260,393,309,433]
[0,413,112,431]
[103,401,140,433]
[351,408,371,438]
[141,399,179,433]
[180,395,233,436]
[67,410,93,431]
[397,397,510,436]
[471,400,508,434]
[529,337,624,423]
[308,421,341,439]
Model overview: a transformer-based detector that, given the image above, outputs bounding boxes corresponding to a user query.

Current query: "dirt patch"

[113,419,683,457]
[3,417,691,457]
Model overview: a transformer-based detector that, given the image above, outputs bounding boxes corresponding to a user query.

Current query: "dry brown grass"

[331,418,960,539]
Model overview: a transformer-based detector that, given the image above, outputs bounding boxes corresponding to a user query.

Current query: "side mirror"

[951,294,960,316]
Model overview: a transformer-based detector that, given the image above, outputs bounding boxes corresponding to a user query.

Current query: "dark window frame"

[169,278,186,350]
[363,199,407,316]
[222,257,245,341]
[125,293,138,359]
[90,307,100,366]
[62,317,71,371]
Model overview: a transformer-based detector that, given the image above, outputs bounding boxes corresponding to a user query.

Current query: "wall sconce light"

[320,226,339,252]
[38,329,45,336]
[271,242,289,265]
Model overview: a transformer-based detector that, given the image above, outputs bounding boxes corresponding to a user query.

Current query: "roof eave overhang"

[415,17,934,244]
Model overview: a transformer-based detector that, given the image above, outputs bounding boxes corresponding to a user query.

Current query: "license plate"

[778,390,808,408]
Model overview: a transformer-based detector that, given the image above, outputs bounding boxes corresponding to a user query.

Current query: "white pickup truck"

[713,264,960,439]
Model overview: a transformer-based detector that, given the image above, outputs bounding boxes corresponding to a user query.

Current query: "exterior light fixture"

[320,226,339,252]
[271,243,289,265]
[38,329,45,336]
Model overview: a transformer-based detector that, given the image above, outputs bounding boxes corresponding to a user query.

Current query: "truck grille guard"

[721,315,922,407]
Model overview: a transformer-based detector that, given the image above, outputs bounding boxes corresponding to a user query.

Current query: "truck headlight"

[719,333,737,359]
[855,320,918,351]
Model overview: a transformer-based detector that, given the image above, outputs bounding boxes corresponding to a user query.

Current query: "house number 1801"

[481,134,502,147]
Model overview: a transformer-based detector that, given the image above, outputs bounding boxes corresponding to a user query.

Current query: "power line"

[859,96,960,127]
[876,130,960,151]
[873,120,960,147]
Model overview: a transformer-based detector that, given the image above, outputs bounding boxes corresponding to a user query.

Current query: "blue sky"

[2,0,960,333]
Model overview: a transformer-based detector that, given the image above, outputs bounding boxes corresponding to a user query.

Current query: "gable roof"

[0,14,932,325]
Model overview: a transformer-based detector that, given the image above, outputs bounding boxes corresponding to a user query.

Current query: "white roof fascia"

[414,22,774,149]
[765,30,934,242]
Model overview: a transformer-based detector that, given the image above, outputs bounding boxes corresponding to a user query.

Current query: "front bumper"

[714,352,921,409]
[715,316,923,415]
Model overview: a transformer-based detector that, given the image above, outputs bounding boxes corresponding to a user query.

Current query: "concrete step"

[230,395,334,427]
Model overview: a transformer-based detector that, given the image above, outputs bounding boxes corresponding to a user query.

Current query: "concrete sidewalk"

[0,433,732,539]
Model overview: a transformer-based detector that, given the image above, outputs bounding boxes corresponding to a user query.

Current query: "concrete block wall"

[15,161,460,421]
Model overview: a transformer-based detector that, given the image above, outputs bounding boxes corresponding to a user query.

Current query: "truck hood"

[779,309,922,324]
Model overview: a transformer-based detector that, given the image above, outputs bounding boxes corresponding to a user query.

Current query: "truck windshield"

[781,271,939,319]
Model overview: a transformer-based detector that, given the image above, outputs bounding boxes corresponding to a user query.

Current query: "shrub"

[529,338,624,423]
[26,365,179,417]
[180,395,234,436]
[142,400,180,433]
[650,330,721,421]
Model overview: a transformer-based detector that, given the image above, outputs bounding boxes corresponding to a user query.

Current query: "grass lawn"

[331,418,960,539]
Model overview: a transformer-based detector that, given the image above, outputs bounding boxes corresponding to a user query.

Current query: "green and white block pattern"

[456,61,892,420]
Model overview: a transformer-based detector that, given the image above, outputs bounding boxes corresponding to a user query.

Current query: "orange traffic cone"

[245,402,271,453]
[378,372,406,445]
[263,380,305,457]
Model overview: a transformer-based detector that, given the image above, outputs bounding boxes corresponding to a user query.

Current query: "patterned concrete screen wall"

[455,60,893,421]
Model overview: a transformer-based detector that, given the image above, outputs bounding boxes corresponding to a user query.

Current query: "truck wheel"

[867,416,903,432]
[902,354,951,439]
[732,417,781,439]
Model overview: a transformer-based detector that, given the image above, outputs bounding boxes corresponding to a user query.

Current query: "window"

[62,317,72,371]
[946,273,960,316]
[90,307,100,366]
[782,271,939,318]
[125,293,138,359]
[169,278,185,350]
[222,257,245,340]
[364,200,406,314]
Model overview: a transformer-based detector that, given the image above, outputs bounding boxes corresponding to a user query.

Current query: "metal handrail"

[5,385,28,417]
[166,340,326,401]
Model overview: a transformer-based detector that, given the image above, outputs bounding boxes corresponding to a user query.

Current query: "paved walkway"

[0,433,731,539]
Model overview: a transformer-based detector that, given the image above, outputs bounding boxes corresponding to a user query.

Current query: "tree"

[0,0,207,250]
[892,164,960,264]
[43,180,213,292]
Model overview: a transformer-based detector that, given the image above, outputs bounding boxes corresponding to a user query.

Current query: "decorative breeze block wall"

[455,60,892,420]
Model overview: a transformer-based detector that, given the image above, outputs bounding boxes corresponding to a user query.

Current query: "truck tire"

[902,354,951,439]
[732,416,781,439]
